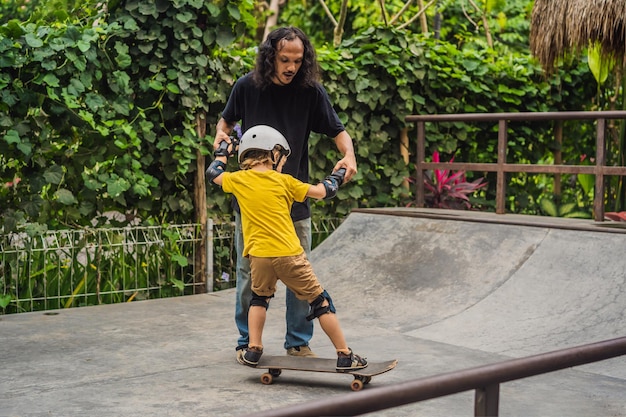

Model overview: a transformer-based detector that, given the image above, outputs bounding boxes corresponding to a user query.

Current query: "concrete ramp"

[311,211,547,332]
[311,209,626,379]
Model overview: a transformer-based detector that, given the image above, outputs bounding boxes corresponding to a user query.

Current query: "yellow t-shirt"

[221,170,311,257]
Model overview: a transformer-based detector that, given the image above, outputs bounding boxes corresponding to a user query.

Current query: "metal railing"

[245,336,626,417]
[405,111,626,221]
[0,224,209,314]
[0,217,344,314]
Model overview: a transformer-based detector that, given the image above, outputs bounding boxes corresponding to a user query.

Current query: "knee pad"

[306,290,336,321]
[250,291,272,310]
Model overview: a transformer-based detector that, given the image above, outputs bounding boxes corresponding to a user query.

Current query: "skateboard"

[253,355,398,391]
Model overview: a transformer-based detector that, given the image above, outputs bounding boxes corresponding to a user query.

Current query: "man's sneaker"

[235,345,247,365]
[241,347,263,367]
[286,345,317,357]
[336,348,367,372]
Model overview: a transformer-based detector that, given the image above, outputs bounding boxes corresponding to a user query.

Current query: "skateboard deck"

[254,355,397,391]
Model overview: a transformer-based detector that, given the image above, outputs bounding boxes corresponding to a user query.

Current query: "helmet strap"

[271,147,288,170]
[272,154,284,170]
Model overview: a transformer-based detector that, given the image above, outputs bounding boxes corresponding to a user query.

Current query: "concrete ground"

[2,208,626,417]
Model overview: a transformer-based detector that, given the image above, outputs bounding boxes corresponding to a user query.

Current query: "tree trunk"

[418,0,428,33]
[333,0,349,47]
[263,0,281,42]
[194,110,207,294]
[468,0,493,48]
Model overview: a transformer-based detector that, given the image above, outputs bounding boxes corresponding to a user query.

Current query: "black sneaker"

[242,347,263,367]
[336,348,367,372]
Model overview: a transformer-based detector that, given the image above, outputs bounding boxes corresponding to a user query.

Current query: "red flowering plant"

[408,151,487,210]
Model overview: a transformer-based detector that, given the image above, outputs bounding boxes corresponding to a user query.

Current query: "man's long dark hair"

[252,27,320,89]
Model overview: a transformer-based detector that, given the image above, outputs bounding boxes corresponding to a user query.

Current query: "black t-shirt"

[221,73,345,221]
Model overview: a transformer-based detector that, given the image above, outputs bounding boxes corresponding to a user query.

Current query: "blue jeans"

[234,212,314,350]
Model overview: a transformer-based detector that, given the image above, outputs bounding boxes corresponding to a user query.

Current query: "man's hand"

[334,157,357,182]
[213,138,240,157]
[214,117,235,152]
[333,131,357,182]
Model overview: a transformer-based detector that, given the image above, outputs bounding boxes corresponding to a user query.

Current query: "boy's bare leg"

[248,305,266,350]
[316,303,350,355]
[312,298,367,370]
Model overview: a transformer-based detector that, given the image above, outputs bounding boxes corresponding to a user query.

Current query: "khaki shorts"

[249,252,323,303]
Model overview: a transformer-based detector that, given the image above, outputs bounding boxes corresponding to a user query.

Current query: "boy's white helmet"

[238,125,291,163]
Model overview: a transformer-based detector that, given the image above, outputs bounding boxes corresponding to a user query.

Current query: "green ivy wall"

[0,0,596,234]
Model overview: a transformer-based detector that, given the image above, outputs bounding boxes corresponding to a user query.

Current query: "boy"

[207,124,367,371]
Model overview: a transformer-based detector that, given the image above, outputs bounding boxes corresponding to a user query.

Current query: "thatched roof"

[530,0,626,75]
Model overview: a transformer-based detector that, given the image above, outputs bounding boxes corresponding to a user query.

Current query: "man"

[214,26,357,362]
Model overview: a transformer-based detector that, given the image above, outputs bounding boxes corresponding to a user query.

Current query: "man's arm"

[333,130,357,182]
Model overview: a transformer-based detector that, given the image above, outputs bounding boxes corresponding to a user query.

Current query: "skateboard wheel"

[354,374,371,385]
[269,369,282,377]
[350,379,364,391]
[261,373,273,385]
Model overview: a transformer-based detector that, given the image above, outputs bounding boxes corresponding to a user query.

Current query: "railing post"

[554,120,563,197]
[206,219,213,293]
[475,384,500,416]
[416,121,426,207]
[594,118,606,221]
[496,119,507,214]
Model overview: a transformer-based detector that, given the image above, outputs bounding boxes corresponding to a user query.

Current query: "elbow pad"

[206,160,226,184]
[322,168,346,200]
